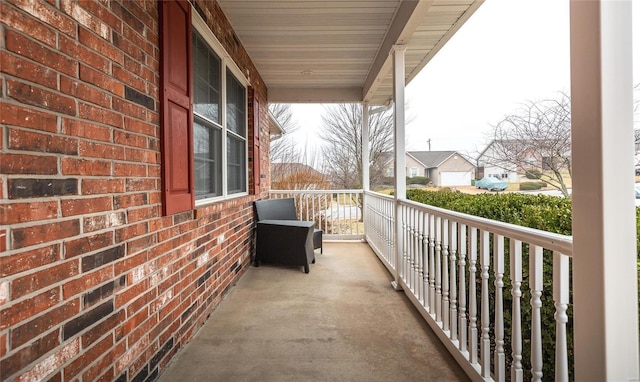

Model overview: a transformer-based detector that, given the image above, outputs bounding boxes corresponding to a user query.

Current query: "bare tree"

[485,92,572,197]
[319,103,394,189]
[268,103,300,164]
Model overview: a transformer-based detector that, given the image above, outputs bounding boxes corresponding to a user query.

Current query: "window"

[192,22,247,201]
[410,167,418,178]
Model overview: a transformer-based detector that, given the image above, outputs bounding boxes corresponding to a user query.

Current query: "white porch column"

[362,102,370,192]
[570,1,639,380]
[392,45,407,290]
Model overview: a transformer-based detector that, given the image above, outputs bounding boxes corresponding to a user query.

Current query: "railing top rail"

[364,190,395,201]
[399,198,573,257]
[270,189,364,195]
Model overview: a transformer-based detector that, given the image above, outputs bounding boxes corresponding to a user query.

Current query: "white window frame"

[192,11,249,205]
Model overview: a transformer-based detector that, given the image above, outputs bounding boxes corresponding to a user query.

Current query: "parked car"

[476,176,508,191]
[635,184,640,198]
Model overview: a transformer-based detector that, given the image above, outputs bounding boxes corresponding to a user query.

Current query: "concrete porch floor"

[158,242,468,382]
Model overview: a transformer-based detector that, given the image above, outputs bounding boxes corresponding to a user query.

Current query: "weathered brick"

[11,259,79,299]
[113,163,147,178]
[127,206,156,224]
[83,211,126,233]
[8,178,78,199]
[8,128,79,155]
[64,334,113,380]
[113,97,150,122]
[79,140,125,160]
[0,102,57,133]
[84,275,126,308]
[63,267,114,299]
[59,34,110,73]
[7,79,76,116]
[114,130,148,149]
[149,338,173,371]
[81,178,126,195]
[61,0,110,41]
[1,51,58,89]
[76,0,122,32]
[79,64,123,96]
[0,244,60,277]
[114,276,147,308]
[60,76,112,109]
[61,118,112,142]
[113,64,145,93]
[81,308,124,347]
[78,26,124,65]
[115,336,148,375]
[111,1,145,34]
[131,365,148,382]
[10,299,80,348]
[128,233,157,255]
[12,219,80,249]
[78,102,124,128]
[125,178,156,192]
[123,86,154,111]
[8,0,77,37]
[61,196,112,217]
[0,200,58,224]
[15,339,80,382]
[124,117,157,137]
[115,222,148,243]
[82,244,126,272]
[5,29,77,77]
[62,158,111,176]
[63,300,114,340]
[122,23,154,57]
[114,193,147,209]
[0,332,6,358]
[125,147,158,164]
[64,232,113,259]
[0,287,60,330]
[0,153,58,175]
[1,2,57,47]
[0,330,60,378]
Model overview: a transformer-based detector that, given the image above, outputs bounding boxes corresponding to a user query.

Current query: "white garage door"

[440,172,472,187]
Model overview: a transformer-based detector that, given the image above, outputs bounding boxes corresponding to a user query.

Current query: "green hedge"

[407,176,430,185]
[519,181,547,191]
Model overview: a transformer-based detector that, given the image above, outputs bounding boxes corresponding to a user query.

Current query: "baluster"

[434,216,442,322]
[458,224,467,353]
[442,218,450,331]
[529,245,543,382]
[428,214,436,315]
[494,234,506,382]
[468,227,478,364]
[449,220,458,341]
[554,252,569,382]
[414,209,422,297]
[510,239,523,382]
[480,230,491,378]
[421,212,428,308]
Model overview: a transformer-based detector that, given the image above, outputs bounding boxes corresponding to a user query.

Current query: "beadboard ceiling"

[217,0,483,105]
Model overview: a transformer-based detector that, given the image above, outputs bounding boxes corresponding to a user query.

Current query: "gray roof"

[408,151,457,168]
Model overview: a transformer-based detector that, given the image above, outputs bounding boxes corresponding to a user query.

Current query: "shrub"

[519,181,543,191]
[407,176,430,185]
[526,169,542,179]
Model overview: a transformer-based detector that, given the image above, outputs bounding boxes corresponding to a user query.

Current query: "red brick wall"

[0,1,269,380]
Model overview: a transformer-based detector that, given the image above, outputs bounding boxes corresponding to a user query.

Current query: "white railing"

[364,191,573,382]
[269,190,364,239]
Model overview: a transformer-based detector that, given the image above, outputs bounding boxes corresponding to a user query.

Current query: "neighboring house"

[271,163,327,190]
[384,151,476,187]
[476,141,520,182]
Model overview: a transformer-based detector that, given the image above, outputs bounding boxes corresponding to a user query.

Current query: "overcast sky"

[286,0,640,160]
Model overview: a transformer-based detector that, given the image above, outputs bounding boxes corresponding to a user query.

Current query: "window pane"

[194,120,222,198]
[193,31,221,124]
[226,69,246,137]
[227,135,246,194]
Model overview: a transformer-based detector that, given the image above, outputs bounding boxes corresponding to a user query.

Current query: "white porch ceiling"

[217,0,483,105]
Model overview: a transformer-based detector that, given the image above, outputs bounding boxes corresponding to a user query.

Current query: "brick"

[0,153,57,175]
[0,332,6,358]
[0,200,58,224]
[10,299,80,348]
[12,219,80,249]
[9,0,77,37]
[114,193,148,209]
[1,51,58,89]
[60,76,112,109]
[125,178,156,192]
[78,102,123,128]
[131,365,148,382]
[114,130,148,149]
[7,79,76,116]
[124,117,157,137]
[83,211,126,233]
[125,147,158,164]
[64,334,113,380]
[61,158,111,176]
[14,339,80,382]
[111,2,145,35]
[84,275,126,308]
[77,0,122,32]
[78,26,124,65]
[81,308,124,347]
[115,222,148,243]
[0,244,61,277]
[79,63,123,97]
[113,97,150,122]
[61,118,112,142]
[123,24,154,57]
[5,29,77,77]
[63,300,114,340]
[59,34,110,73]
[113,65,145,94]
[128,233,156,255]
[64,232,113,258]
[8,128,79,155]
[114,163,147,177]
[63,267,113,299]
[114,277,147,308]
[61,0,110,40]
[61,196,112,217]
[81,178,126,195]
[0,102,58,133]
[45,371,62,382]
[8,178,78,199]
[0,287,60,330]
[0,330,60,378]
[0,281,8,305]
[80,140,125,160]
[0,2,57,47]
[82,244,126,272]
[115,336,148,375]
